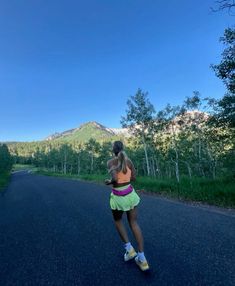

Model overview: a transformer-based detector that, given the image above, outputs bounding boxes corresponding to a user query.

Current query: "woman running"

[105,141,149,271]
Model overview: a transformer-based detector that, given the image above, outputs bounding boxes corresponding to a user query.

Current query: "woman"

[105,141,149,271]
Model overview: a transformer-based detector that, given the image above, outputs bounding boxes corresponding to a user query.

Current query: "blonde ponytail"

[118,151,127,174]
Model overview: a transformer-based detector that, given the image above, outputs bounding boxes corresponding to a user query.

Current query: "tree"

[211,27,235,127]
[97,141,112,174]
[121,89,155,176]
[216,94,235,127]
[211,0,235,14]
[156,104,186,182]
[0,144,13,173]
[85,139,100,173]
[59,144,74,174]
[212,27,235,94]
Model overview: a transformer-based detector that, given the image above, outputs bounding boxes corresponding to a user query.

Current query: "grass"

[15,164,235,208]
[134,176,235,208]
[12,164,38,172]
[0,164,37,191]
[35,169,107,183]
[72,173,235,208]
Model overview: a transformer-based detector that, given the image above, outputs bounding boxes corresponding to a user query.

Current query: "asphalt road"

[0,171,235,286]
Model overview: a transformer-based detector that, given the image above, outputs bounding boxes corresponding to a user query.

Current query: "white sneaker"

[135,256,150,271]
[124,247,137,261]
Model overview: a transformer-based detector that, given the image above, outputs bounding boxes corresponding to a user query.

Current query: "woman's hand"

[104,179,112,185]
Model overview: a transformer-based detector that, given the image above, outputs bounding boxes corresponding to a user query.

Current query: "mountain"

[45,121,129,142]
[45,111,208,143]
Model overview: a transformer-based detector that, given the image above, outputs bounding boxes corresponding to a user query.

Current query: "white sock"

[124,242,132,252]
[137,252,146,262]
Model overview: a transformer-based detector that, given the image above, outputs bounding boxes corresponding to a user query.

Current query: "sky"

[0,0,234,142]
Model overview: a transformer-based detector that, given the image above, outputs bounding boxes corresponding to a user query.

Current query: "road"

[0,171,235,286]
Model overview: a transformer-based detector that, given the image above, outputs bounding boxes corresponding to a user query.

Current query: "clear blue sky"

[0,0,233,142]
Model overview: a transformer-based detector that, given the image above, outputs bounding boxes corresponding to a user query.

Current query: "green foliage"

[0,171,11,190]
[121,89,156,176]
[0,144,13,173]
[211,27,235,127]
[121,88,155,133]
[134,175,235,207]
[212,27,235,94]
[216,94,235,127]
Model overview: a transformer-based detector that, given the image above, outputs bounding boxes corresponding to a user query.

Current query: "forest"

[7,90,234,180]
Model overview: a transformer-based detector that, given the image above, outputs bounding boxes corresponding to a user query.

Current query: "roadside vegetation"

[0,172,11,190]
[33,168,235,208]
[0,144,13,190]
[12,164,38,172]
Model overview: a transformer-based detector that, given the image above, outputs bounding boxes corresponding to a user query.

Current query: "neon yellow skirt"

[110,185,140,211]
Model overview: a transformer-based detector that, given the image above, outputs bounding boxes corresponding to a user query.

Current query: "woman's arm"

[127,159,136,182]
[105,160,117,185]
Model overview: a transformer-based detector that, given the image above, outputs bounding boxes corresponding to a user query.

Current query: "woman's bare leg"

[127,207,144,252]
[112,210,129,243]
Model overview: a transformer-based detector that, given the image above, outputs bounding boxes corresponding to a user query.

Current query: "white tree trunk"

[142,134,150,176]
[77,156,80,175]
[171,157,180,183]
[64,151,67,174]
[155,157,161,178]
[171,123,180,182]
[151,157,156,177]
[185,161,192,180]
[207,146,216,179]
[90,152,94,172]
[175,161,180,183]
